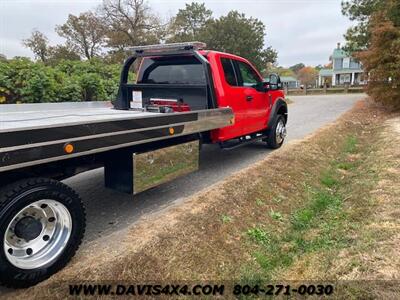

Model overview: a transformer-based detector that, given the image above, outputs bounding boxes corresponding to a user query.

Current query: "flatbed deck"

[0,102,233,172]
[0,102,157,130]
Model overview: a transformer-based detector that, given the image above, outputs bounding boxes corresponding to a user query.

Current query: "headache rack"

[114,41,217,111]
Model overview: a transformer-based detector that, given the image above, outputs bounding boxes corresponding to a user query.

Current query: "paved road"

[61,94,364,245]
[0,94,363,295]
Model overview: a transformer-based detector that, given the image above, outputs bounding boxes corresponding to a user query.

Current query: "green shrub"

[0,57,124,104]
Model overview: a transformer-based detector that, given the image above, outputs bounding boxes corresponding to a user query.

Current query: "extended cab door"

[233,59,269,134]
[215,57,247,138]
[215,56,269,140]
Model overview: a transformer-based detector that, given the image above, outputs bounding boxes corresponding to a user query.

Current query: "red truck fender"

[267,98,288,130]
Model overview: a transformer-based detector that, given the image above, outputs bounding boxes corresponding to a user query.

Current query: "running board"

[219,133,267,150]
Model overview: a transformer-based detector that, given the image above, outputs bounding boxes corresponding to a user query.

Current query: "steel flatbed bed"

[0,102,233,172]
[0,101,157,130]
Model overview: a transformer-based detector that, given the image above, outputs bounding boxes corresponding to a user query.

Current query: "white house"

[319,43,366,87]
[280,76,299,89]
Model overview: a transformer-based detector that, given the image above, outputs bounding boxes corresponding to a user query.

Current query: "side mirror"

[269,74,280,91]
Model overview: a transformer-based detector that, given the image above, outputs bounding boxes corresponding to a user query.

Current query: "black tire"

[0,178,85,288]
[265,115,287,149]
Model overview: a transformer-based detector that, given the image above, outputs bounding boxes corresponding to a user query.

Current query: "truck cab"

[132,45,287,148]
[205,51,286,142]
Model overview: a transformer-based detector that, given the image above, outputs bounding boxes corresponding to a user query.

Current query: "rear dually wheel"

[0,178,85,288]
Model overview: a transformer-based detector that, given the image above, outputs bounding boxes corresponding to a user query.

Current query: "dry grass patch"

[333,118,400,280]
[277,115,400,298]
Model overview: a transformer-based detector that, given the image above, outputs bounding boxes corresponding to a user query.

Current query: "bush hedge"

[0,58,125,104]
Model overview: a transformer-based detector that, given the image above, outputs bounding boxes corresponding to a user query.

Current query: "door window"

[237,61,261,87]
[221,58,238,86]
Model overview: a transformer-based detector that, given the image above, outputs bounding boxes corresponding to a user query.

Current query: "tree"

[278,68,296,77]
[102,49,129,64]
[56,12,106,60]
[341,0,386,52]
[315,64,324,71]
[23,30,50,62]
[167,2,212,42]
[297,67,318,87]
[200,11,277,71]
[289,63,305,75]
[264,66,295,77]
[356,2,400,109]
[261,47,278,69]
[342,0,400,109]
[100,0,164,50]
[47,45,81,65]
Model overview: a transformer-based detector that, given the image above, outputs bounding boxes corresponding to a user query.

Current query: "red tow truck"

[0,42,287,287]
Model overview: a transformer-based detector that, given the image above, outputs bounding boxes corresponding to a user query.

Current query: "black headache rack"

[114,42,218,111]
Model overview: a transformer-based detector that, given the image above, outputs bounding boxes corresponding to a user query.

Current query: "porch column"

[318,75,322,86]
[332,73,336,86]
[351,72,355,85]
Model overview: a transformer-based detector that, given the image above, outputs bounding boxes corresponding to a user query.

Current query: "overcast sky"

[0,0,353,67]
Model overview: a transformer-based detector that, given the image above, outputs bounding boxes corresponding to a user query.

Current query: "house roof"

[332,48,348,59]
[280,76,298,82]
[319,69,333,76]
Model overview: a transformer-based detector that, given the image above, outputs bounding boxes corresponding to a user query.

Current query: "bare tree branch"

[100,0,164,49]
[56,12,106,60]
[22,30,49,62]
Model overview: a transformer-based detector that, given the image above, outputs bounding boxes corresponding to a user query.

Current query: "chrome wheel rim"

[4,200,72,270]
[275,119,287,145]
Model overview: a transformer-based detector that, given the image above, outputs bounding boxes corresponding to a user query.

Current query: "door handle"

[246,95,253,101]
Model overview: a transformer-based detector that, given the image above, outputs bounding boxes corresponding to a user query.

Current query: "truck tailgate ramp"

[0,103,233,172]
